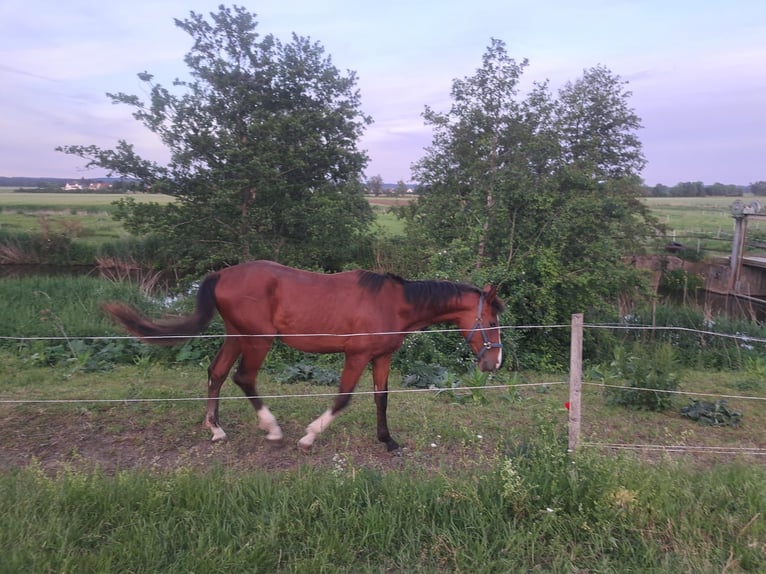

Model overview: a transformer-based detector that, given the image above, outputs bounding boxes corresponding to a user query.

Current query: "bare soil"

[0,404,498,475]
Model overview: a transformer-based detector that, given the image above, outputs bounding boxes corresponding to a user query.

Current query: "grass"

[1,357,765,572]
[2,459,764,572]
[371,206,406,236]
[2,195,766,570]
[644,196,766,257]
[0,190,175,209]
[0,192,752,253]
[0,192,174,253]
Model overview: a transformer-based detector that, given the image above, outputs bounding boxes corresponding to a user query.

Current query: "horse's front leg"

[298,354,368,452]
[233,341,283,446]
[372,354,400,452]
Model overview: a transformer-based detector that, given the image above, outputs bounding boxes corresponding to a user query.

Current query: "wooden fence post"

[568,313,583,452]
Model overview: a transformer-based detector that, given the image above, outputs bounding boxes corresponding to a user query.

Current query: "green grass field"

[0,191,175,250]
[0,189,175,209]
[1,190,754,249]
[2,226,766,571]
[1,353,765,572]
[645,196,735,233]
[643,196,766,257]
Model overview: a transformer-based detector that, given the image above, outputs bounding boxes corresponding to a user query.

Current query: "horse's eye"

[490,321,498,328]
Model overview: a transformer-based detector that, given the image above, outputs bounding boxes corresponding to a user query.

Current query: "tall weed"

[596,343,680,411]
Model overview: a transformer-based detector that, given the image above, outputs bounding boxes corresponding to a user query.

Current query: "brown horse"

[104,260,504,452]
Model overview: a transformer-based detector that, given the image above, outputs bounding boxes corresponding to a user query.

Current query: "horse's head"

[461,285,504,372]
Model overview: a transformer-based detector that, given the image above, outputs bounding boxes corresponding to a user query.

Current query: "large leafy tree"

[404,39,657,367]
[59,5,374,274]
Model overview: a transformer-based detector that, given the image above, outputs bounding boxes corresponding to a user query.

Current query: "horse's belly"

[283,335,348,354]
[281,332,404,356]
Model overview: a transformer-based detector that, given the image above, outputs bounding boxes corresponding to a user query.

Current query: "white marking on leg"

[257,406,283,442]
[210,426,227,442]
[298,409,336,450]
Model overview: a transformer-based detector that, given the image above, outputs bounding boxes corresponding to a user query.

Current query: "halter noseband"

[464,292,502,361]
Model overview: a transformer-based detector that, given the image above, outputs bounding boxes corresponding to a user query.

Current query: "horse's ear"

[483,284,497,301]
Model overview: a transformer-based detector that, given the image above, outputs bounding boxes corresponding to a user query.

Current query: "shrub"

[597,343,680,411]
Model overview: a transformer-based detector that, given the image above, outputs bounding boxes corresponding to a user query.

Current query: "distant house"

[63,181,111,191]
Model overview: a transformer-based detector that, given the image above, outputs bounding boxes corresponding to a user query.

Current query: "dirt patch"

[0,405,496,476]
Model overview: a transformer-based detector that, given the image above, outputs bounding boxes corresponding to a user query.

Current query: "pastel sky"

[1,0,764,186]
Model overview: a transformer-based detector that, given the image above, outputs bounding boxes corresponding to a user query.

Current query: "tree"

[58,5,374,274]
[393,180,409,196]
[403,39,656,368]
[555,65,645,179]
[749,181,766,196]
[366,174,384,196]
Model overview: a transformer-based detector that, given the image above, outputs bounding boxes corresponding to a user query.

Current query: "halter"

[464,292,502,361]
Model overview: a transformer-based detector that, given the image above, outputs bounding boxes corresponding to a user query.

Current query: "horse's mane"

[357,270,493,312]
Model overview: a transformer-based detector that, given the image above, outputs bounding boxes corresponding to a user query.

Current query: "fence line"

[2,317,766,459]
[582,443,766,456]
[3,378,765,406]
[582,382,766,403]
[0,324,567,342]
[0,381,567,405]
[584,323,766,344]
[2,320,766,343]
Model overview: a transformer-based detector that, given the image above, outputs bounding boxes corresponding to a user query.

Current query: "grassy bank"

[2,441,765,572]
[2,343,766,572]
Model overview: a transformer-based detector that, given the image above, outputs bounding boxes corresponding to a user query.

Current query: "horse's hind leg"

[372,354,400,452]
[233,340,283,445]
[205,338,241,442]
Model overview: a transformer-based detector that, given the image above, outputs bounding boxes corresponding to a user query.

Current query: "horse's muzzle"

[477,345,503,372]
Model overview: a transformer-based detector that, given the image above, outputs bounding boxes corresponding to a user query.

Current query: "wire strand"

[582,381,766,402]
[581,442,766,456]
[0,381,567,405]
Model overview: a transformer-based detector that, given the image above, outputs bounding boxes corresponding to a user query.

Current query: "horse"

[103,260,504,452]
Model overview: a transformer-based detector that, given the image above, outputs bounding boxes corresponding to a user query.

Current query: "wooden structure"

[700,200,766,318]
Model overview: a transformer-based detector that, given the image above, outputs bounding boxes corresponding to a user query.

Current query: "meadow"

[644,196,766,258]
[0,190,174,250]
[0,190,754,258]
[2,192,766,572]
[2,342,766,572]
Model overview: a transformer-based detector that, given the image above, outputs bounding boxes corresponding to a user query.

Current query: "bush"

[392,329,474,374]
[607,302,766,370]
[596,343,680,411]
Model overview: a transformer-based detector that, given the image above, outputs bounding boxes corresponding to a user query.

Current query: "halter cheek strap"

[465,292,502,361]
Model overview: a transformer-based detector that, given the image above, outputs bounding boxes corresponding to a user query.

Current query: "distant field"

[0,192,176,247]
[0,191,758,251]
[0,190,175,210]
[644,196,737,234]
[643,196,766,257]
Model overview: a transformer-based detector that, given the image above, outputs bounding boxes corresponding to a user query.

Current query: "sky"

[0,0,764,187]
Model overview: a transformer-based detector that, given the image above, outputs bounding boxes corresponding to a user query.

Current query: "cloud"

[0,1,764,184]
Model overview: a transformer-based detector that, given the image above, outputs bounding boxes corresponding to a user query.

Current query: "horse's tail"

[103,272,222,346]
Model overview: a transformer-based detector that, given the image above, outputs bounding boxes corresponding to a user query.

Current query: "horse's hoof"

[385,439,401,453]
[297,440,313,454]
[210,429,228,442]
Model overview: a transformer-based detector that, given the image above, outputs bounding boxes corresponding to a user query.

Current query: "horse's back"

[212,261,396,343]
[216,260,361,295]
